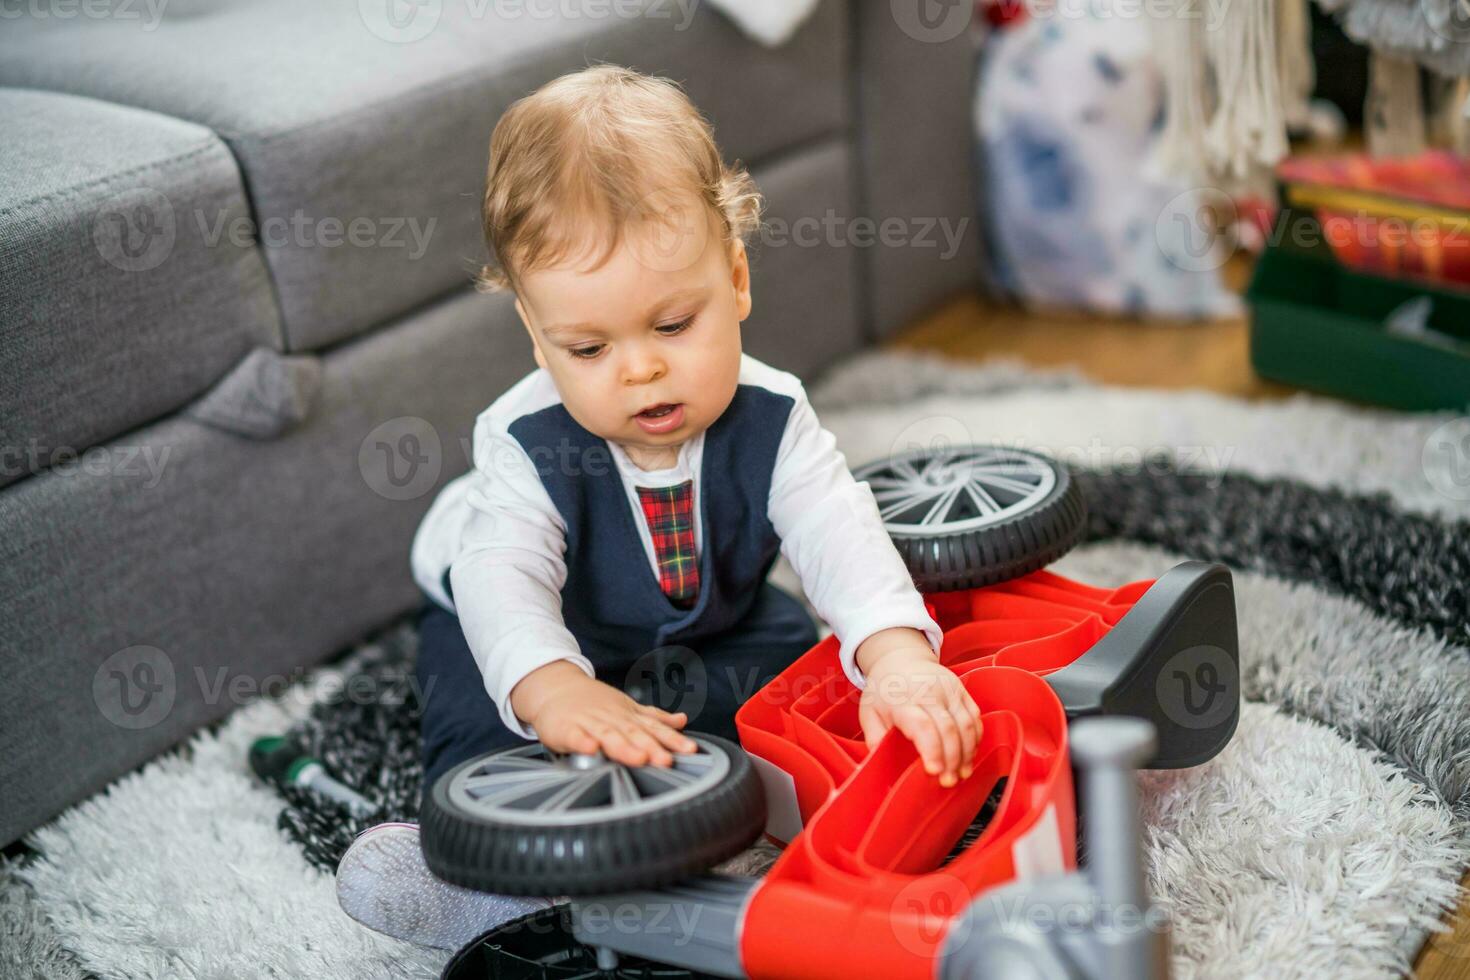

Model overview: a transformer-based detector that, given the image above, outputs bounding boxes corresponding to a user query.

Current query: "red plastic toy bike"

[423,447,1241,980]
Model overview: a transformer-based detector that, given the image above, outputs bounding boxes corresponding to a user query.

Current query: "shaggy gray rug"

[0,856,88,980]
[10,351,1469,979]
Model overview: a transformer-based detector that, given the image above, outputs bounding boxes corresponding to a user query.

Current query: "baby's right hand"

[509,661,697,767]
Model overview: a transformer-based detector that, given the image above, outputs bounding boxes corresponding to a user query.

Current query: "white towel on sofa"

[707,0,822,46]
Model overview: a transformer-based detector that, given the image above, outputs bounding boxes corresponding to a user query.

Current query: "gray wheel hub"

[857,447,1058,536]
[445,737,731,827]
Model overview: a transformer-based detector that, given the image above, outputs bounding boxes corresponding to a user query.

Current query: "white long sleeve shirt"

[410,353,942,738]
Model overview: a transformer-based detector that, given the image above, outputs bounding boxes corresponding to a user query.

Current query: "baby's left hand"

[856,629,982,787]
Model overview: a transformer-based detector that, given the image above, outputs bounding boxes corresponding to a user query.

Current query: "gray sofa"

[0,0,981,846]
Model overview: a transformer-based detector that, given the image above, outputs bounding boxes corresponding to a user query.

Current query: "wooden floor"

[887,292,1470,980]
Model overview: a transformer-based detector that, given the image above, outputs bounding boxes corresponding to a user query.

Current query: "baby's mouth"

[632,402,686,434]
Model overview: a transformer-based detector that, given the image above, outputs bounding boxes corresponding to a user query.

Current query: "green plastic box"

[1246,208,1470,411]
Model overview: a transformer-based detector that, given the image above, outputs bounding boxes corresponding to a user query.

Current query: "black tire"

[421,733,765,896]
[441,905,725,980]
[853,445,1087,592]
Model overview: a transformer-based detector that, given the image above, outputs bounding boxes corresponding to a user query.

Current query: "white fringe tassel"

[1366,51,1427,157]
[1277,0,1316,130]
[1152,0,1299,184]
[1206,0,1289,179]
[1428,74,1470,155]
[1150,0,1212,182]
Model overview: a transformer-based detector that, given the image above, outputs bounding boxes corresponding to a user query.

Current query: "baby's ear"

[729,239,752,322]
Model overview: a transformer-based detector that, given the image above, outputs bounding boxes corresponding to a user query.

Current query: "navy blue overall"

[416,385,820,789]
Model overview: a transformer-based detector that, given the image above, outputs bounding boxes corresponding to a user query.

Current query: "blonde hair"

[477,64,763,295]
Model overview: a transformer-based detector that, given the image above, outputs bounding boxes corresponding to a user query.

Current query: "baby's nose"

[622,351,667,384]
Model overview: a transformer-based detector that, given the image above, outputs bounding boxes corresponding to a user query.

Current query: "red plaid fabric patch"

[635,479,700,608]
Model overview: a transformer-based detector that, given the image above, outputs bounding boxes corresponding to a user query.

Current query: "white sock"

[335,822,556,950]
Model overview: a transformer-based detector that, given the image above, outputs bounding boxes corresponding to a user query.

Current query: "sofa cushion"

[742,138,863,379]
[850,0,982,339]
[0,0,848,353]
[0,88,284,489]
[0,285,530,847]
[0,134,861,844]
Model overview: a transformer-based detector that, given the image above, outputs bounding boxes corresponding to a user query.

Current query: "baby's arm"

[768,383,982,785]
[451,425,693,766]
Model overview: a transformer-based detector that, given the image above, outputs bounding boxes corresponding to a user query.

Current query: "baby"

[336,63,981,952]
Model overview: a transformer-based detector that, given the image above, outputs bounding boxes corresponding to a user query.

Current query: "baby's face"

[514,204,750,469]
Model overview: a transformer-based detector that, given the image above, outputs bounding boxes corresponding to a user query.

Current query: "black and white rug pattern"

[7,352,1469,980]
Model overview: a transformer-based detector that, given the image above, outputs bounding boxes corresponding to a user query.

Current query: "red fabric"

[1277,150,1470,210]
[983,0,1028,28]
[1278,151,1470,285]
[635,479,700,608]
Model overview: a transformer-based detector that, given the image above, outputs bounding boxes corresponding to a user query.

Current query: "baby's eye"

[656,317,694,336]
[568,344,604,360]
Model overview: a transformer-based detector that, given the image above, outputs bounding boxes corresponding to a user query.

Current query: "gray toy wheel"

[853,445,1087,592]
[421,733,765,896]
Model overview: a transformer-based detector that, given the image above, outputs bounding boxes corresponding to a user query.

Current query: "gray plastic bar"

[1069,716,1161,980]
[569,873,755,978]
